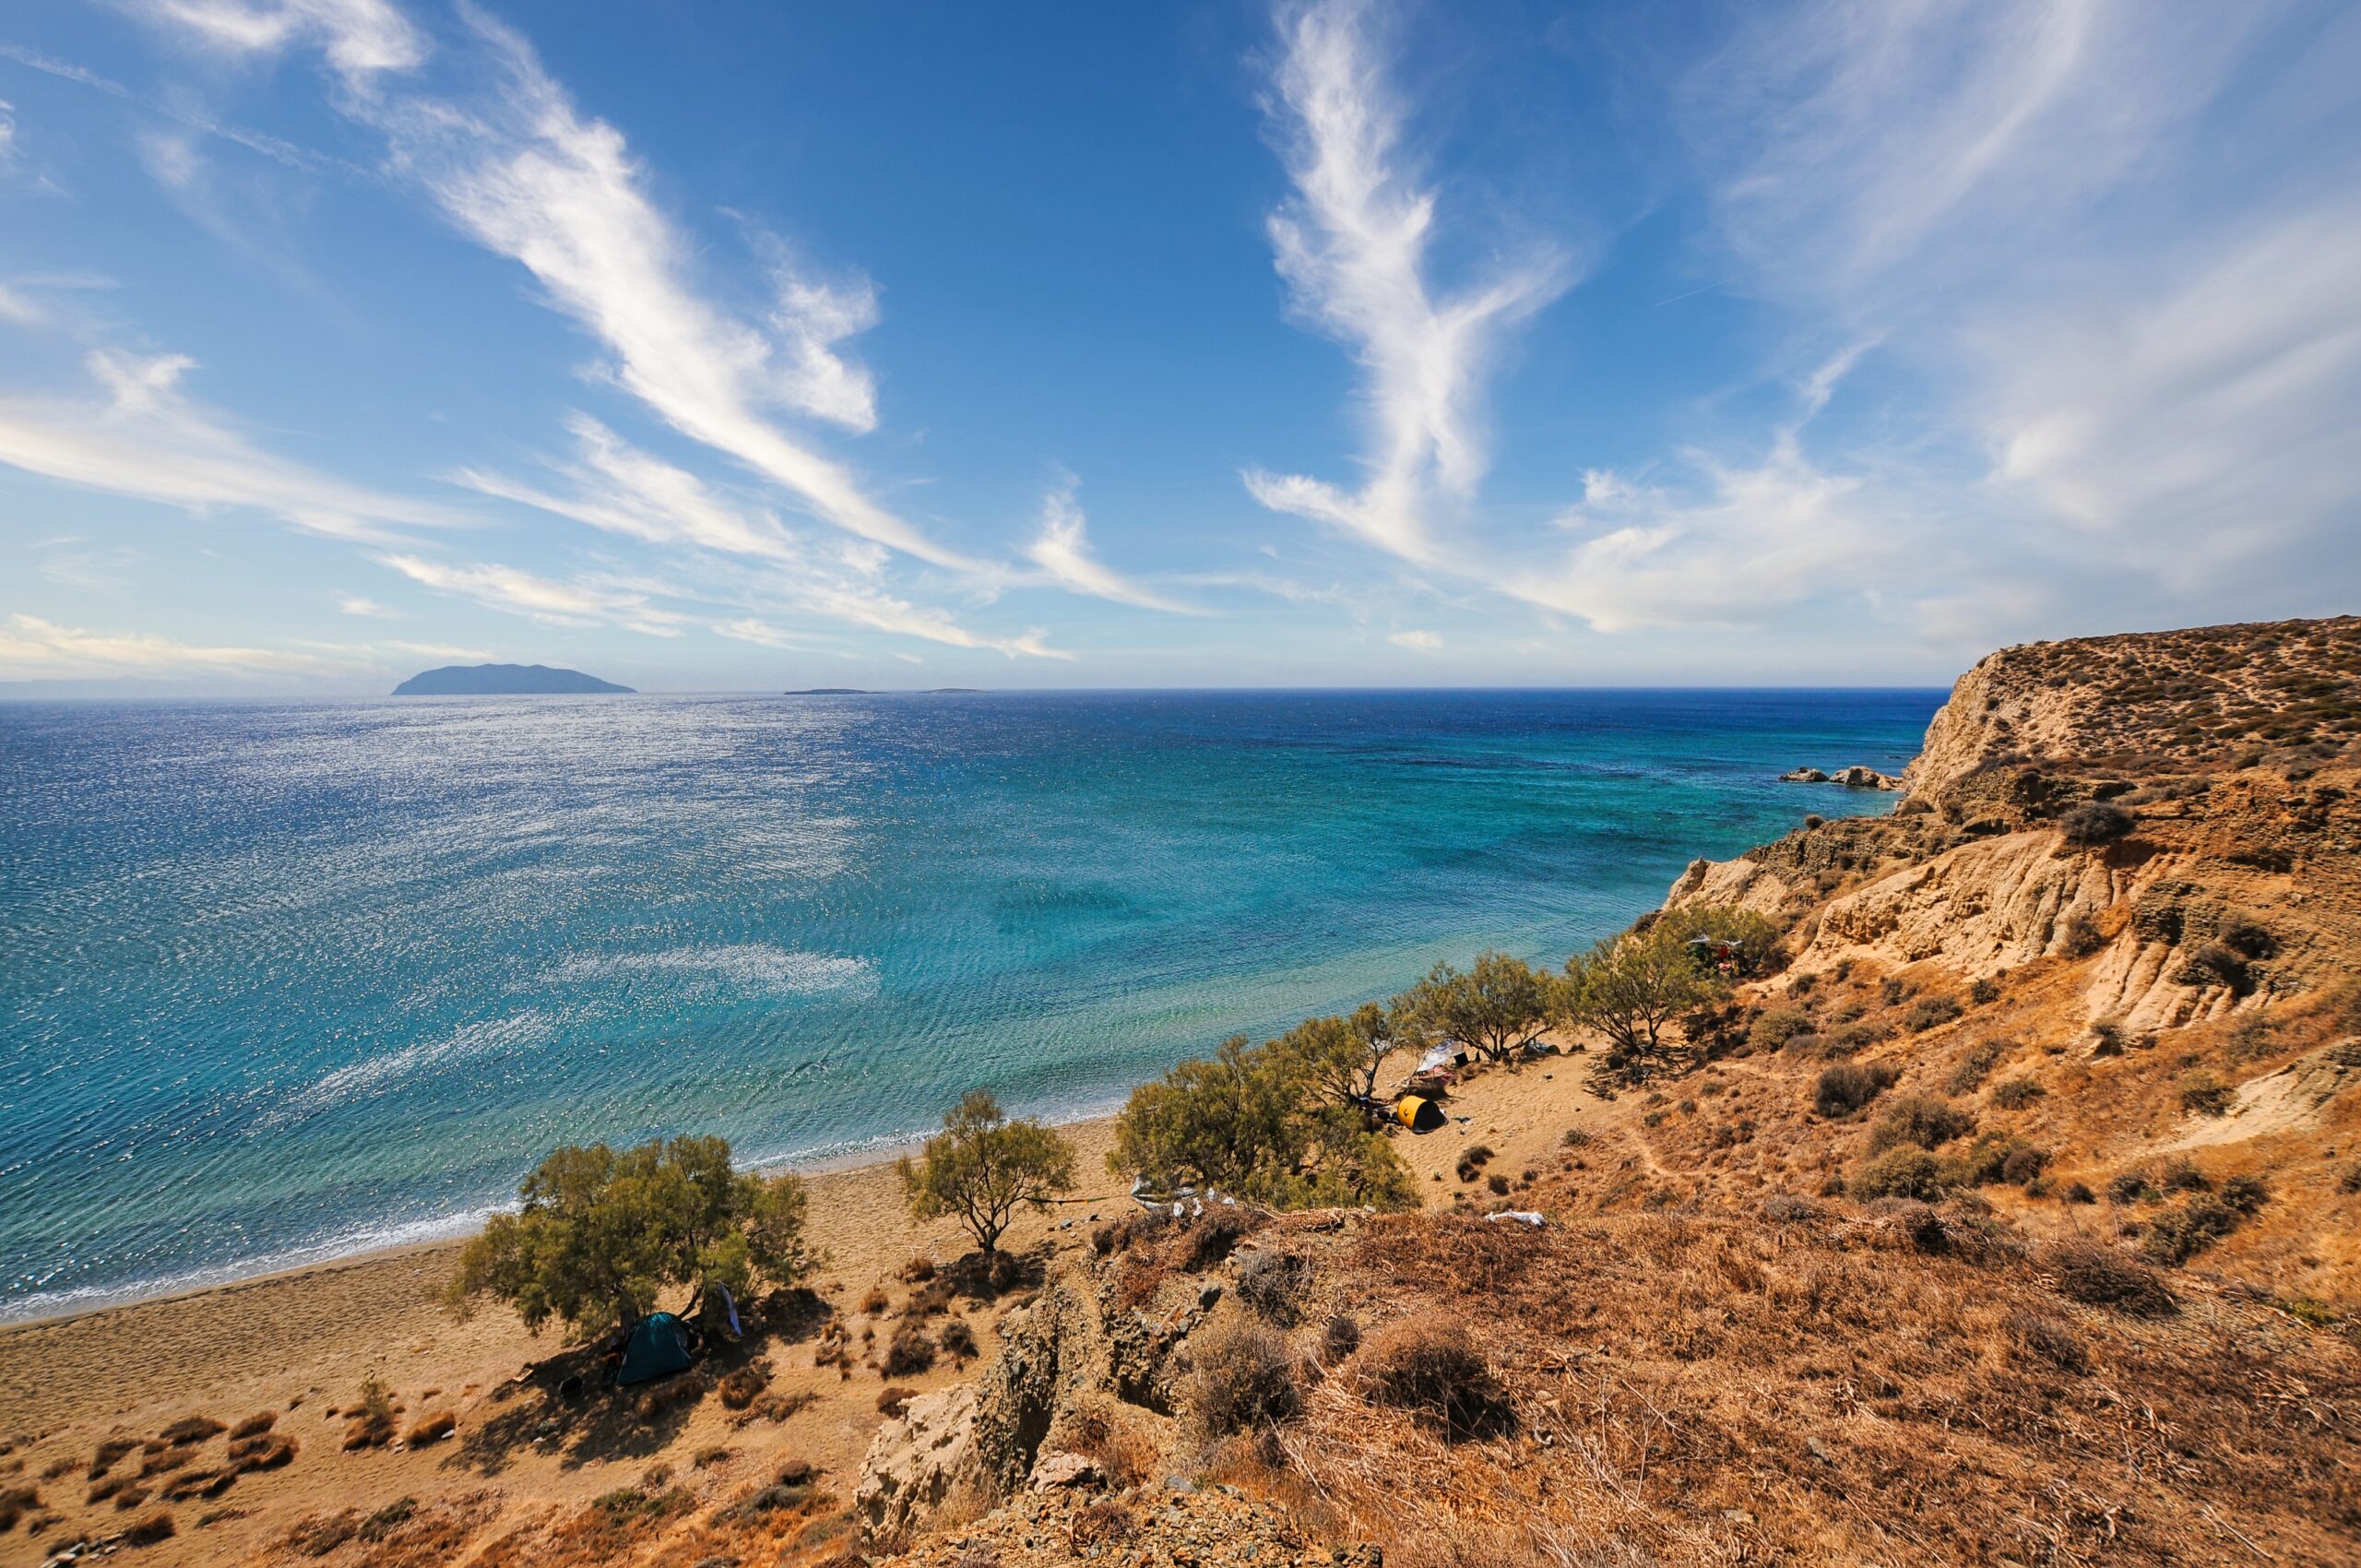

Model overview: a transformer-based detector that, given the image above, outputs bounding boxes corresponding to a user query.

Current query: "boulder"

[1779,766,1831,783]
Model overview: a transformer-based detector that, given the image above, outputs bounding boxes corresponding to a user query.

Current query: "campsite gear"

[1485,1210,1547,1227]
[615,1312,696,1385]
[714,1285,743,1341]
[1394,1095,1445,1133]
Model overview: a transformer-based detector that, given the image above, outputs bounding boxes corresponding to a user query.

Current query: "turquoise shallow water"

[0,688,1940,1317]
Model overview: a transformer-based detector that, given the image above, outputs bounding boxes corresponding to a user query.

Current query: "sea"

[0,688,1942,1320]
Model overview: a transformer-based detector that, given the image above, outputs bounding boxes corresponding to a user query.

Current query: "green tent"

[616,1312,695,1385]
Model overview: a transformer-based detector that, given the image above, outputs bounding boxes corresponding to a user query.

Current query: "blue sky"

[3,0,2358,693]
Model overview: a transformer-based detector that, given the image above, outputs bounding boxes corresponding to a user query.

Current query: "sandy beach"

[0,1062,1608,1564]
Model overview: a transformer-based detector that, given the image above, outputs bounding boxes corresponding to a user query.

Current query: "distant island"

[393,663,635,696]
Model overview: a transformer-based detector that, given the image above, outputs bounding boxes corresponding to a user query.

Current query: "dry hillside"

[8,616,2358,1568]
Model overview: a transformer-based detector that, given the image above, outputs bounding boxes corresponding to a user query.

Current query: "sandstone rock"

[856,1384,980,1549]
[1027,1451,1099,1491]
[1779,766,1831,783]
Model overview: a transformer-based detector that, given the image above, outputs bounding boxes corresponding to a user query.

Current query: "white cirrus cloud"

[1243,0,1570,564]
[468,421,1065,657]
[131,0,427,84]
[455,413,801,563]
[0,612,336,675]
[1024,476,1203,614]
[353,11,972,570]
[1386,628,1441,651]
[0,350,463,540]
[375,552,688,637]
[338,594,397,617]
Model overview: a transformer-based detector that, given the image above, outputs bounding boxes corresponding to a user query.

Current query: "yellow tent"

[1394,1095,1445,1133]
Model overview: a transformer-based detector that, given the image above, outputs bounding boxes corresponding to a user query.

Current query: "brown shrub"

[341,1414,393,1452]
[159,1417,224,1446]
[882,1324,936,1378]
[227,1412,276,1441]
[860,1285,890,1314]
[1852,1147,1952,1202]
[900,1254,937,1283]
[633,1370,710,1421]
[1357,1319,1513,1441]
[1186,1319,1300,1437]
[158,1467,234,1503]
[718,1364,770,1410]
[1991,1077,2046,1110]
[1069,1499,1135,1553]
[137,1445,194,1478]
[1237,1251,1310,1324]
[0,1487,38,1532]
[876,1386,919,1419]
[1815,1062,1897,1118]
[1322,1313,1362,1360]
[2060,801,2134,845]
[123,1509,176,1546]
[736,1389,819,1427]
[404,1411,456,1446]
[939,1317,979,1361]
[2006,1310,2090,1373]
[694,1444,732,1468]
[89,1437,139,1479]
[2177,1069,2232,1116]
[226,1434,296,1472]
[1061,1397,1158,1489]
[1453,1145,1495,1182]
[2045,1241,2177,1316]
[1863,1095,1975,1152]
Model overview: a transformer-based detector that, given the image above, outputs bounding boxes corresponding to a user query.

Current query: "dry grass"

[405,1410,457,1446]
[1212,1205,2361,1568]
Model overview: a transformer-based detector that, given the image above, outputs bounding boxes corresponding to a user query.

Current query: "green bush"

[1748,1006,1816,1052]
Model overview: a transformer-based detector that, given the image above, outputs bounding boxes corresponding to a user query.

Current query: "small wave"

[551,944,878,999]
[267,1011,557,1123]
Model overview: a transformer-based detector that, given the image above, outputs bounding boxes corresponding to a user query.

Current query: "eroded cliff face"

[1674,617,2361,1029]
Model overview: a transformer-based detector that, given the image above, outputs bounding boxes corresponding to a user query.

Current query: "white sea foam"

[551,944,877,998]
[269,1010,558,1122]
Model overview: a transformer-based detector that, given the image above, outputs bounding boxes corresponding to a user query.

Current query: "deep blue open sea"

[0,688,1940,1318]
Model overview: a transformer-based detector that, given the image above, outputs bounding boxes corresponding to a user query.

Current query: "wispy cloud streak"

[0,350,461,540]
[1024,477,1202,614]
[1244,0,1568,564]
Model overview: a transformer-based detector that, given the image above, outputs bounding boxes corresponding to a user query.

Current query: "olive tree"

[1560,924,1731,1084]
[1394,951,1555,1063]
[1111,1033,1416,1211]
[1282,1002,1405,1110]
[900,1090,1078,1255]
[450,1135,814,1336]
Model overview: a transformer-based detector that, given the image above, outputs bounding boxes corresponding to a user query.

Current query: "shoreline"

[0,1109,1131,1336]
